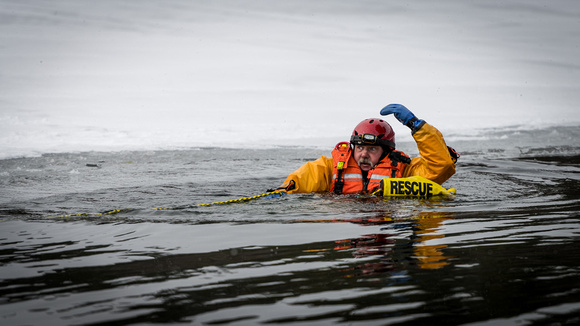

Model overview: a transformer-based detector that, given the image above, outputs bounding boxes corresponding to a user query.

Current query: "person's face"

[353,145,384,171]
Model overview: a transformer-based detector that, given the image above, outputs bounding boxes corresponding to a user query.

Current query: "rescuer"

[275,104,458,194]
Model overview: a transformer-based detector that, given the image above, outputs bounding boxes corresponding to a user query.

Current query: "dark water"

[1,126,580,325]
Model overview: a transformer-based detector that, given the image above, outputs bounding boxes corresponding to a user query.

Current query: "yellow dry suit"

[279,122,456,194]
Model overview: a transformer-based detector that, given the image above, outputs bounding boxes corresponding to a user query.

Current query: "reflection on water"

[325,211,457,272]
[412,216,453,270]
[1,208,579,325]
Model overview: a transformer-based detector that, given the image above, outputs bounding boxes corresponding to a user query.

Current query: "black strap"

[362,175,370,192]
[388,151,411,165]
[267,180,296,193]
[334,169,345,194]
[387,151,410,177]
[447,146,460,163]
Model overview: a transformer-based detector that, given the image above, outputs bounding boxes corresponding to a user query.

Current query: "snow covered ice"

[1,0,579,158]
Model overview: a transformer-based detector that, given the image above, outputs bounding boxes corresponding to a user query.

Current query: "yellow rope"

[154,191,284,210]
[52,191,285,217]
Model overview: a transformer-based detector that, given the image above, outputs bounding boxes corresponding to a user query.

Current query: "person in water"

[275,104,458,194]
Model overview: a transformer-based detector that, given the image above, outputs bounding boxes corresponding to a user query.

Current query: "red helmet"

[350,118,395,150]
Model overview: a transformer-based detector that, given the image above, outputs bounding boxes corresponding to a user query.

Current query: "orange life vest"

[330,142,411,194]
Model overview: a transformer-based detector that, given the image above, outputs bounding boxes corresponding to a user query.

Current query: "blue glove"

[380,104,424,131]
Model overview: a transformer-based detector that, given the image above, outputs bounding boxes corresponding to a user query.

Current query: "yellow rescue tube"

[374,176,456,198]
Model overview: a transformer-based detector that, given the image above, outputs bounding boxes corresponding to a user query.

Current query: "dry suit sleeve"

[404,122,456,185]
[280,156,334,193]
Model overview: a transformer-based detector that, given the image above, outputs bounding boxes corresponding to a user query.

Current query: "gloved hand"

[380,104,424,131]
